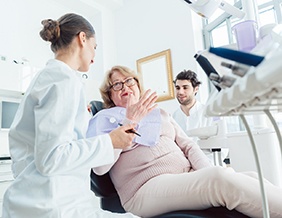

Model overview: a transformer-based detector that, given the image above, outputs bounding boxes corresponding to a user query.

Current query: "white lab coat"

[172,101,213,138]
[2,59,137,218]
[173,101,215,160]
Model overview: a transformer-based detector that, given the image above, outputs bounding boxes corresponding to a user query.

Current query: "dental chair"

[88,100,250,218]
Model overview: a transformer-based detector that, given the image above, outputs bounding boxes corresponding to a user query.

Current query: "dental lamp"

[183,0,245,19]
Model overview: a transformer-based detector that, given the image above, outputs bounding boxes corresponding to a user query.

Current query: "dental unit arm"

[183,0,245,19]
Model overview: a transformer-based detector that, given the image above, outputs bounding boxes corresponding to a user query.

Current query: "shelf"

[0,89,23,99]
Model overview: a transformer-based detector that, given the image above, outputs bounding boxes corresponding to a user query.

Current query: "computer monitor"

[0,100,20,129]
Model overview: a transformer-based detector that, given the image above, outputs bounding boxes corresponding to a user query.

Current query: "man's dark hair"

[174,69,201,88]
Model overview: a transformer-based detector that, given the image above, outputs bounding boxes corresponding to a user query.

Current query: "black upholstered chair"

[88,100,250,218]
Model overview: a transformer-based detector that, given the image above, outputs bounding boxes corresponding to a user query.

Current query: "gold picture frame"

[136,49,174,102]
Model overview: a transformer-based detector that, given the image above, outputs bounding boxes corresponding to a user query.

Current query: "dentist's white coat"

[2,59,137,218]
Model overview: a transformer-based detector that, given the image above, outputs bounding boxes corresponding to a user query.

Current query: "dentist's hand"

[126,89,158,123]
[109,124,136,149]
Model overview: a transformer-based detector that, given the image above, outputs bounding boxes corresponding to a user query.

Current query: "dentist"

[2,13,139,218]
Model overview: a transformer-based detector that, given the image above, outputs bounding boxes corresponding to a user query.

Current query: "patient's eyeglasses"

[110,77,137,91]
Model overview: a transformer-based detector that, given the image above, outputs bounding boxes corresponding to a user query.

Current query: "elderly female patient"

[87,65,282,218]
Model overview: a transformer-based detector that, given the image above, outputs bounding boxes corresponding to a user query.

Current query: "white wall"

[0,0,100,67]
[0,0,208,115]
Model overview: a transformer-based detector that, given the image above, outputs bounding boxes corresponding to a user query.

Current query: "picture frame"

[136,49,174,102]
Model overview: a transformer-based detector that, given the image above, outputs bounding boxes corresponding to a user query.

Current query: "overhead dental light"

[183,0,245,19]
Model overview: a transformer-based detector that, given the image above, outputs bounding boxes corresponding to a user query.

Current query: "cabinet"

[0,157,13,217]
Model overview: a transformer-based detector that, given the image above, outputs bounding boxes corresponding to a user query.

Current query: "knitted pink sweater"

[94,109,212,205]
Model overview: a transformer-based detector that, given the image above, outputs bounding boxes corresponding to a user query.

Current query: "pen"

[118,123,141,137]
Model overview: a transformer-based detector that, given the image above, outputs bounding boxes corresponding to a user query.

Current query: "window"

[211,23,230,47]
[204,0,282,48]
[1,101,20,129]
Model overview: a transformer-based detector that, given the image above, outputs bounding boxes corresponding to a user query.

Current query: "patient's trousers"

[124,166,282,218]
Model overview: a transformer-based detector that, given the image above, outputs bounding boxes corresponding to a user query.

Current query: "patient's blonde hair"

[99,65,143,108]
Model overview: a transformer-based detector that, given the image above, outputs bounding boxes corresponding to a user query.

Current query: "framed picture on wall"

[136,49,174,102]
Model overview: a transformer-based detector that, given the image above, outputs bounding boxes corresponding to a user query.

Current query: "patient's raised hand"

[109,124,136,149]
[126,89,158,123]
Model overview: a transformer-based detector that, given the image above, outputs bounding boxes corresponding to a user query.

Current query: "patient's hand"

[109,124,136,149]
[126,89,158,123]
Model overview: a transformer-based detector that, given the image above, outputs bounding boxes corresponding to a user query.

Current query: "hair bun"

[39,19,60,43]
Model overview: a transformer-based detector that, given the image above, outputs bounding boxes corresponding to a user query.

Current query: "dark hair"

[174,69,201,88]
[39,13,95,53]
[100,66,142,108]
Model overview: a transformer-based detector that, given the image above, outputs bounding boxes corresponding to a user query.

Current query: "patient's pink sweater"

[94,109,212,205]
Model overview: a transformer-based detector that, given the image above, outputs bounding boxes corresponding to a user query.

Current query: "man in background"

[172,69,228,165]
[172,69,213,134]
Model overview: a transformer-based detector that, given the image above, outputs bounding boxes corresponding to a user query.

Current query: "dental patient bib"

[87,107,161,147]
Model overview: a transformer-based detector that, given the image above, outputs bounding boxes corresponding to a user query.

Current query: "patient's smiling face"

[109,70,140,108]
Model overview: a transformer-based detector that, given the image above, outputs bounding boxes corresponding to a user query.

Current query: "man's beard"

[177,96,192,106]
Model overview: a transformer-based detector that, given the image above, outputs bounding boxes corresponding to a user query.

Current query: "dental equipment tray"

[205,51,282,116]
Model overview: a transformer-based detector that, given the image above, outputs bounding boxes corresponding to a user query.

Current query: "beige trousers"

[124,166,282,218]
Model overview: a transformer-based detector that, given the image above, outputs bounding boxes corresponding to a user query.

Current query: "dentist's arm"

[109,124,136,149]
[93,149,122,175]
[93,124,136,175]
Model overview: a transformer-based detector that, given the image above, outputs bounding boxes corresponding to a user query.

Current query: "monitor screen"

[1,101,19,129]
